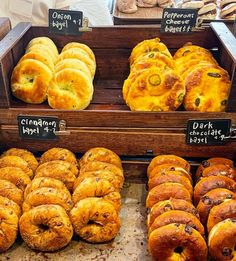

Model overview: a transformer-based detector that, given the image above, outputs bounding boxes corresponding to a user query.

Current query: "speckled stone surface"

[0,183,152,261]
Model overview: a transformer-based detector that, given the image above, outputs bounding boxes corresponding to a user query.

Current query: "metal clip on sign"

[79,17,92,32]
[54,120,71,136]
[222,126,236,141]
[192,17,204,32]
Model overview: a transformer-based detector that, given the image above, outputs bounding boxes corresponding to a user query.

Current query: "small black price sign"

[161,8,198,33]
[17,115,59,140]
[49,9,83,35]
[186,119,231,145]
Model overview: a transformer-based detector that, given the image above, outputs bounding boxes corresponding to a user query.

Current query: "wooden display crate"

[0,22,236,158]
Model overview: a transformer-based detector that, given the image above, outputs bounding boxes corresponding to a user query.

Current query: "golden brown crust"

[0,179,23,206]
[2,148,38,172]
[208,219,236,261]
[148,198,199,227]
[196,157,234,181]
[0,195,21,218]
[72,177,121,212]
[79,147,122,169]
[70,198,120,243]
[129,38,172,65]
[194,176,236,205]
[40,148,78,168]
[201,164,236,181]
[0,155,33,179]
[22,187,73,213]
[148,223,207,261]
[61,42,95,63]
[125,66,185,111]
[148,171,193,195]
[26,44,58,63]
[149,210,205,236]
[48,68,93,110]
[35,160,77,191]
[0,208,18,253]
[0,167,31,191]
[207,199,236,233]
[146,183,192,208]
[19,204,73,252]
[197,188,235,226]
[183,64,231,112]
[148,163,192,182]
[24,177,70,199]
[147,155,191,177]
[11,59,53,104]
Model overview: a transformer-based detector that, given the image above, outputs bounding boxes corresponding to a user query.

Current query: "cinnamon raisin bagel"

[129,38,172,65]
[202,164,236,181]
[70,197,120,243]
[196,157,234,181]
[125,66,185,111]
[208,218,236,261]
[26,37,59,57]
[58,48,95,78]
[148,223,208,261]
[55,58,91,79]
[24,177,70,199]
[183,64,231,112]
[40,147,78,168]
[148,198,199,227]
[79,147,122,169]
[19,204,73,252]
[11,59,53,104]
[79,161,124,182]
[149,210,205,236]
[35,160,77,191]
[146,183,192,208]
[0,155,33,179]
[20,51,55,72]
[147,155,191,177]
[1,148,38,172]
[22,187,73,213]
[148,171,193,195]
[148,163,192,182]
[61,42,95,63]
[207,199,236,233]
[0,208,18,253]
[48,68,93,110]
[0,195,21,218]
[0,179,23,206]
[194,176,236,204]
[72,177,121,211]
[197,188,235,225]
[0,167,31,191]
[74,170,123,191]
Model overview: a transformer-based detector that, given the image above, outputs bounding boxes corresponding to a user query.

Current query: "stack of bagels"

[195,157,236,260]
[11,37,95,110]
[70,147,124,243]
[0,148,36,252]
[146,155,208,260]
[19,147,79,252]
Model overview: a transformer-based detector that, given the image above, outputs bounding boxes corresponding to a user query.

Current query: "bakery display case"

[0,19,236,260]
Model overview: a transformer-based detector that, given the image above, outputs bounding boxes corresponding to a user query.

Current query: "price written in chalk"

[17,115,59,140]
[161,8,198,33]
[49,9,83,35]
[186,119,231,145]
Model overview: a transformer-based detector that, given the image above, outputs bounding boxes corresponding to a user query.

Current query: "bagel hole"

[174,246,183,254]
[38,224,49,231]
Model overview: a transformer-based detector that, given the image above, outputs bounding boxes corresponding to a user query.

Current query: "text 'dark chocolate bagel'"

[19,204,73,252]
[70,198,120,243]
[148,223,208,261]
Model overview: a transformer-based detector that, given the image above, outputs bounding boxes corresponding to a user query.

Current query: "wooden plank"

[0,18,11,41]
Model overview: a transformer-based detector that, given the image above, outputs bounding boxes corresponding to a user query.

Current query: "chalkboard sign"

[17,115,59,140]
[49,9,83,35]
[186,119,231,145]
[161,8,198,33]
